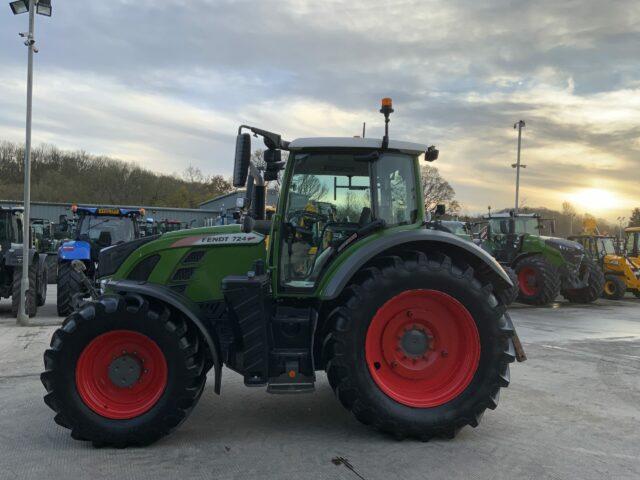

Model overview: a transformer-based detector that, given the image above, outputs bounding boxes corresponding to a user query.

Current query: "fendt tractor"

[56,205,144,316]
[42,100,525,447]
[0,207,48,316]
[479,212,604,305]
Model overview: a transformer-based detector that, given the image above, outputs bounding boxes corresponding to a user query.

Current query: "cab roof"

[626,227,640,233]
[483,212,537,219]
[288,137,429,155]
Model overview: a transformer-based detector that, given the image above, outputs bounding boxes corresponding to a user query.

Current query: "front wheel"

[56,262,84,316]
[602,275,626,300]
[513,255,560,306]
[563,259,605,304]
[41,294,207,447]
[37,266,48,307]
[323,251,517,440]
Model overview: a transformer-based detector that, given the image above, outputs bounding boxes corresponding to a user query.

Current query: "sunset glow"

[569,188,618,213]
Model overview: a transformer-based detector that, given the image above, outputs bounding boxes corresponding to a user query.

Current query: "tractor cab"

[233,99,439,292]
[66,206,142,260]
[0,207,23,251]
[625,227,640,267]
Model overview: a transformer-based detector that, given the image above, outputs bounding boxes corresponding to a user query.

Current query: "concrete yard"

[1,286,639,480]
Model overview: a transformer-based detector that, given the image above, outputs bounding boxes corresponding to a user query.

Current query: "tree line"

[0,141,233,209]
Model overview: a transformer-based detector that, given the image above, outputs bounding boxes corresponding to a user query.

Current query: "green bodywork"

[482,233,566,268]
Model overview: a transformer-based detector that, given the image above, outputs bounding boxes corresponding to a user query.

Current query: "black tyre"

[563,259,605,304]
[41,294,206,447]
[500,266,519,305]
[323,251,517,440]
[11,263,37,317]
[57,261,84,316]
[37,266,48,307]
[602,275,626,300]
[513,255,560,305]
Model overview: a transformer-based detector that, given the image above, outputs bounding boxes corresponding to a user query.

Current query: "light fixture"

[9,0,52,16]
[9,0,28,14]
[36,0,51,16]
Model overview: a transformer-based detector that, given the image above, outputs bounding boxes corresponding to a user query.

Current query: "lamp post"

[617,216,626,241]
[511,120,526,215]
[9,0,52,325]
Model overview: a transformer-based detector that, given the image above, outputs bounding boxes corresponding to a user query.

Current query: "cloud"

[0,0,638,219]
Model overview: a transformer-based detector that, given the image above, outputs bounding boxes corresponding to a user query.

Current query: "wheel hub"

[108,354,142,388]
[399,327,430,357]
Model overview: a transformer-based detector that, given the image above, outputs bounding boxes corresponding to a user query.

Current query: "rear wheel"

[41,294,206,447]
[563,259,605,303]
[500,266,519,305]
[57,261,84,316]
[37,266,48,307]
[603,275,626,300]
[323,251,516,440]
[11,263,37,317]
[513,255,560,305]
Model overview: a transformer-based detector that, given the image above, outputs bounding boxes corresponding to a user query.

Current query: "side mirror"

[434,204,446,217]
[425,146,439,162]
[233,133,251,188]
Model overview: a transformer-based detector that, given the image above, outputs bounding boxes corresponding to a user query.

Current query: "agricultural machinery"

[0,207,48,316]
[569,233,640,299]
[42,100,525,447]
[478,212,604,305]
[56,206,144,316]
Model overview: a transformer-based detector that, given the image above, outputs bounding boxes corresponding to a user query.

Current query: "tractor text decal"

[171,233,264,248]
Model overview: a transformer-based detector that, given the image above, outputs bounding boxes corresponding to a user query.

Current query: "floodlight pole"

[513,120,526,215]
[17,0,35,325]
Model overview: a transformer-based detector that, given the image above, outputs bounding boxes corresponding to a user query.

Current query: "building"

[199,189,279,213]
[0,200,218,227]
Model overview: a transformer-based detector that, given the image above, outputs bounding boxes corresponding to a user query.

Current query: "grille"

[172,267,194,281]
[183,250,205,264]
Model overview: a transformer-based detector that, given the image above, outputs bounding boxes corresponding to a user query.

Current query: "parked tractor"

[56,206,144,316]
[42,100,524,447]
[0,207,48,316]
[478,212,604,305]
[31,218,60,283]
[569,234,640,299]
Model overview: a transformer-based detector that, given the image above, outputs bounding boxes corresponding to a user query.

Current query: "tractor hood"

[543,237,584,265]
[542,237,583,252]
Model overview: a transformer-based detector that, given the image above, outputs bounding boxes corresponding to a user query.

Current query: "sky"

[0,0,638,220]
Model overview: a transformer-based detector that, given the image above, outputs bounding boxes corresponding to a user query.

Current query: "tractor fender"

[320,228,513,300]
[58,240,91,261]
[105,279,223,394]
[3,246,37,268]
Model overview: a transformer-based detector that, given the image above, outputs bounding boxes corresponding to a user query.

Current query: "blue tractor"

[56,206,144,316]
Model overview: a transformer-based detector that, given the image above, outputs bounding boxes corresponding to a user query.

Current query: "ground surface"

[0,286,639,480]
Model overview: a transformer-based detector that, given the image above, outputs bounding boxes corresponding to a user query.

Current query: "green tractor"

[42,100,524,447]
[0,207,48,316]
[479,212,604,305]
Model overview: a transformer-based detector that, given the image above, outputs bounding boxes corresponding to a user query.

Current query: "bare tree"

[421,165,459,213]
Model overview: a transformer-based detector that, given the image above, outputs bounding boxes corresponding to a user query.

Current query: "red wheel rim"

[518,267,539,296]
[75,330,168,419]
[365,290,480,408]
